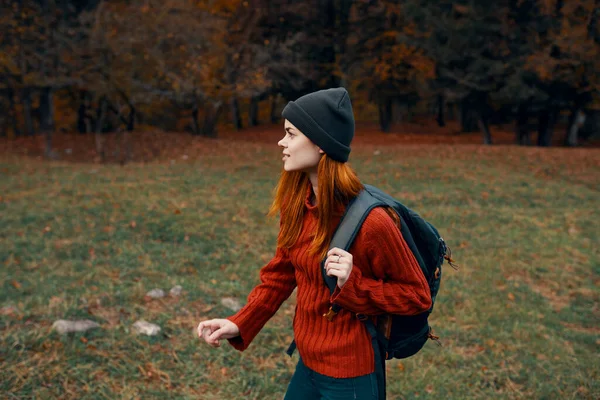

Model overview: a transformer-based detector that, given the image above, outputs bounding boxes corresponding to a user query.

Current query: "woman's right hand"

[196,318,240,348]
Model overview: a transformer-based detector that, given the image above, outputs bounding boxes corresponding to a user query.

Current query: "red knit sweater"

[226,182,432,378]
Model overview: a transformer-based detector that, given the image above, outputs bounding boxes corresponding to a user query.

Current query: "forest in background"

[1,0,599,161]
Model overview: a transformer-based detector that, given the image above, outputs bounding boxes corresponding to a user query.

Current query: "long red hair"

[268,154,364,259]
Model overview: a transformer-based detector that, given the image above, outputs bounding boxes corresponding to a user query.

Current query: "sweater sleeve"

[226,245,296,351]
[330,207,432,316]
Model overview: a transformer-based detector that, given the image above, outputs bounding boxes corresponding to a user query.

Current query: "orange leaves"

[138,362,172,388]
[453,4,470,15]
[367,34,435,86]
[523,0,599,90]
[536,0,558,16]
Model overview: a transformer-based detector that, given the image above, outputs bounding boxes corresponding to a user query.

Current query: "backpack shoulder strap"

[288,187,388,357]
[321,187,387,294]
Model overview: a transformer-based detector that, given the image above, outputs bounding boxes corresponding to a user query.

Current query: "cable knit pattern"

[226,182,431,378]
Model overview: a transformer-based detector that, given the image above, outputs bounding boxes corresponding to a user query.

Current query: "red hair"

[268,155,364,260]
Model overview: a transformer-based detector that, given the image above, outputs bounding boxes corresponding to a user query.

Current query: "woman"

[197,88,432,400]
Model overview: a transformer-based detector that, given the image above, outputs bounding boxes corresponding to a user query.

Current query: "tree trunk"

[77,103,87,133]
[460,100,478,132]
[191,104,200,135]
[77,91,88,134]
[119,129,132,165]
[334,0,352,58]
[94,97,108,162]
[537,107,558,146]
[202,102,223,138]
[322,0,340,87]
[39,87,58,159]
[436,93,445,127]
[0,105,5,137]
[118,106,135,165]
[22,87,35,136]
[249,96,259,127]
[230,97,242,130]
[378,97,392,133]
[515,104,530,145]
[270,93,280,124]
[127,106,135,132]
[564,108,585,147]
[476,109,493,145]
[392,101,403,124]
[0,90,7,137]
[447,103,455,121]
[8,88,20,137]
[580,111,599,140]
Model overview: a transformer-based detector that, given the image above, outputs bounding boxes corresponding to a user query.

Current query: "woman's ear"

[318,148,325,154]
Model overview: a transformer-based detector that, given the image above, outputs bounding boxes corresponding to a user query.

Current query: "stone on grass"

[170,285,183,297]
[146,289,166,299]
[132,320,161,336]
[221,297,242,312]
[52,319,100,334]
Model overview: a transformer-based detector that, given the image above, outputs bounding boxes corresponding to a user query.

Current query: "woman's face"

[278,119,324,172]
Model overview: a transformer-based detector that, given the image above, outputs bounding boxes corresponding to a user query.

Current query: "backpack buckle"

[323,307,338,322]
[355,313,368,321]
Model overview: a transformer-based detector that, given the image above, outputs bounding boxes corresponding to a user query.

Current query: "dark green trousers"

[283,356,380,400]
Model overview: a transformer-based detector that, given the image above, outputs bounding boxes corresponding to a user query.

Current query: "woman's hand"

[325,247,354,288]
[196,319,240,348]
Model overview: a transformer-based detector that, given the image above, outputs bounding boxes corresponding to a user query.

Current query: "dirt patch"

[453,344,486,359]
[1,120,598,166]
[560,322,600,336]
[507,273,572,312]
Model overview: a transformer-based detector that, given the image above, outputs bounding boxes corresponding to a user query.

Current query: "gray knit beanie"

[281,87,355,163]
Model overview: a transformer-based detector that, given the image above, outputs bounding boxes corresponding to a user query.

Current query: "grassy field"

[1,138,599,399]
